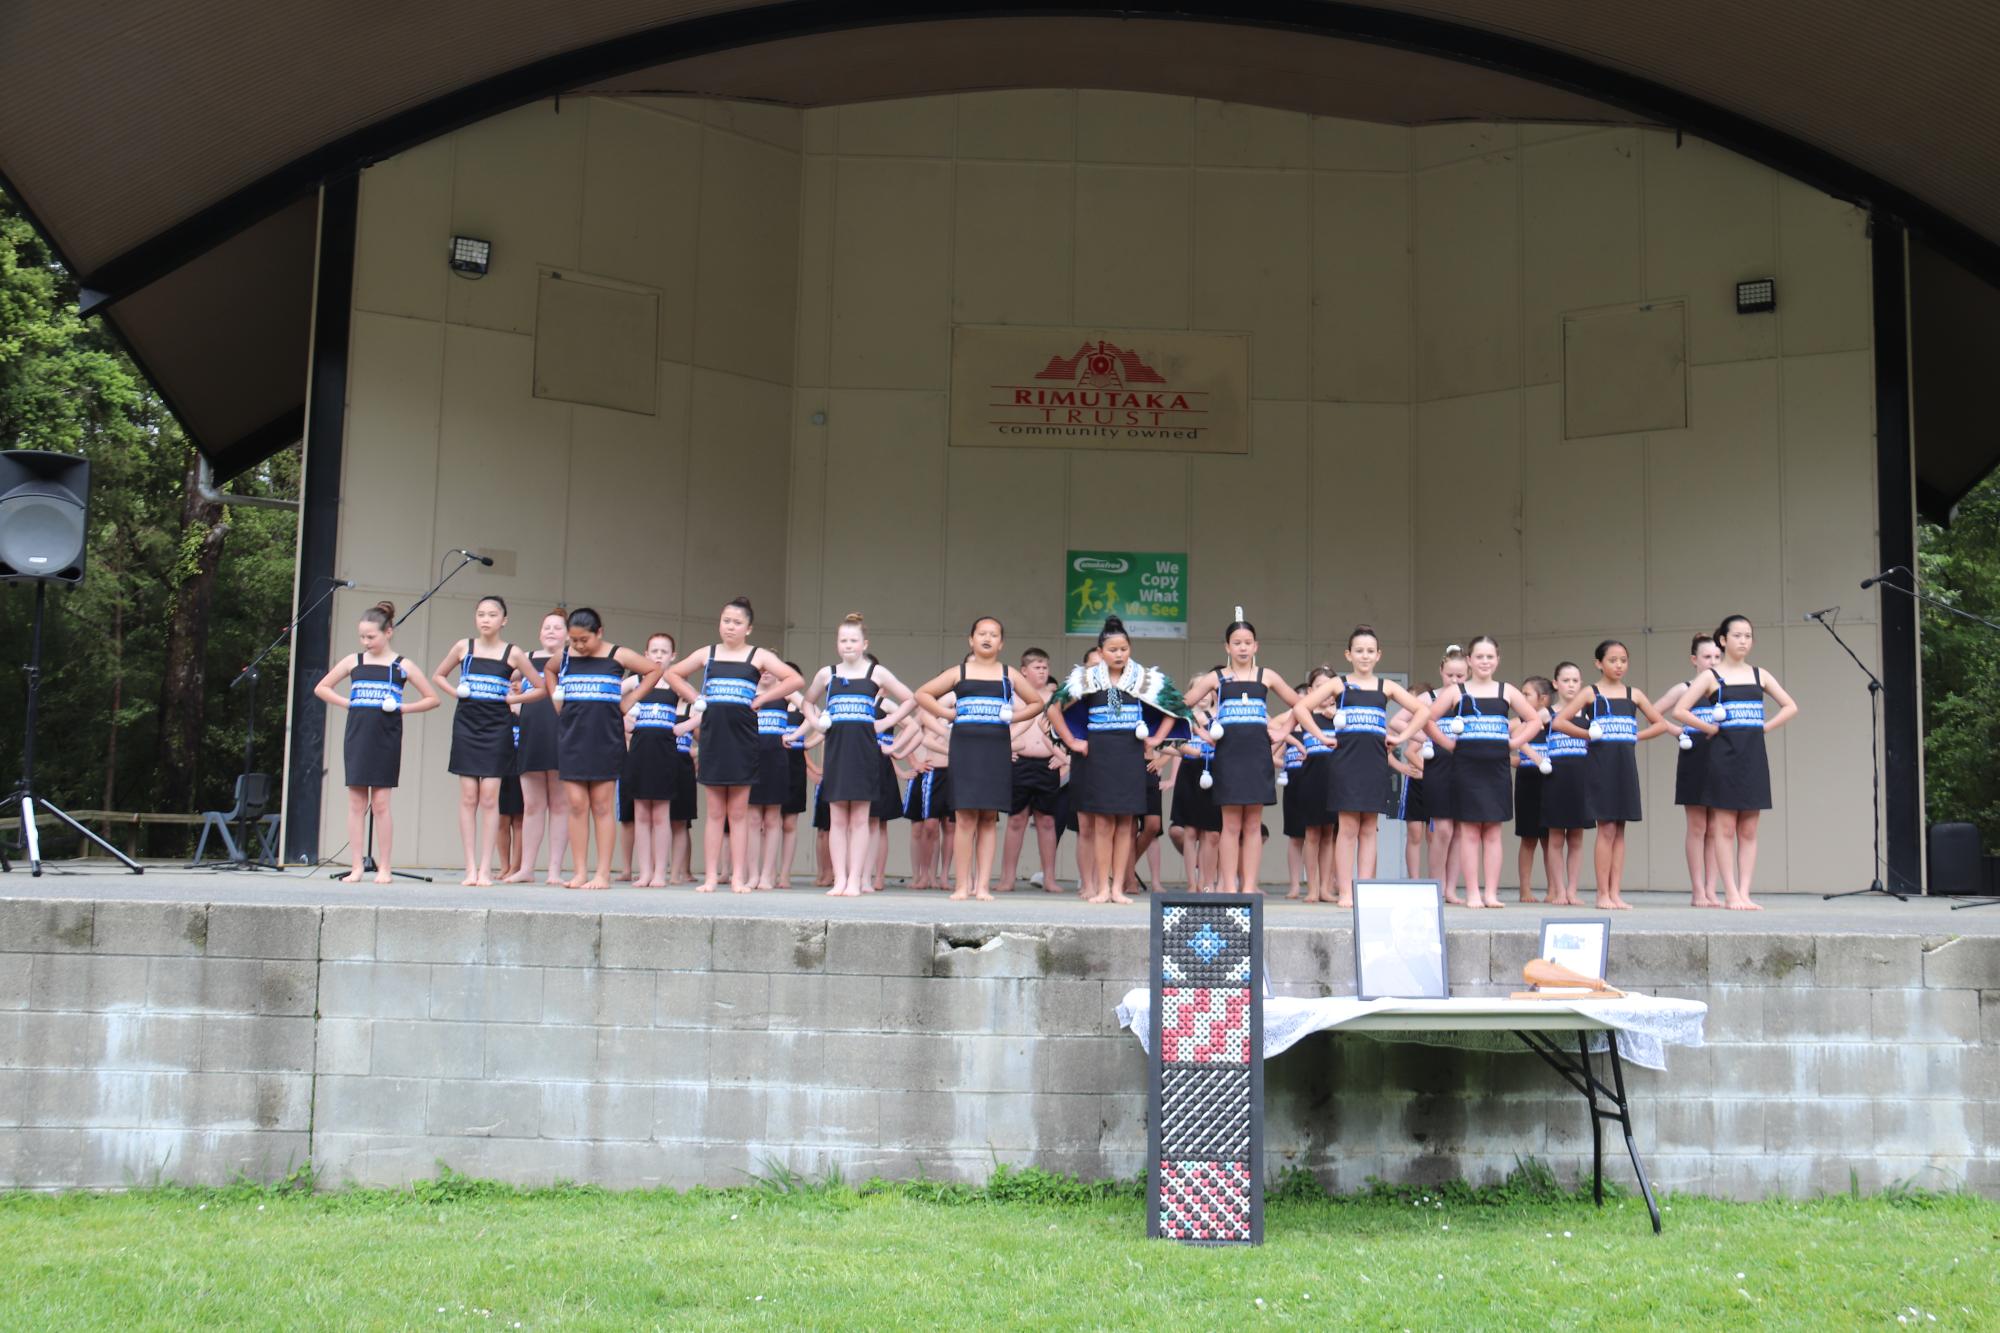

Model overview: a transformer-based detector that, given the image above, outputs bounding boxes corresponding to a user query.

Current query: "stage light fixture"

[449,235,491,278]
[1735,278,1775,314]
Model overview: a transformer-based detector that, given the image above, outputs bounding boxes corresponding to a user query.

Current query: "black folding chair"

[191,773,277,867]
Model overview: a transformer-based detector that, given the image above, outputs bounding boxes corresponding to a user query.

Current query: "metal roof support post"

[1872,215,1924,894]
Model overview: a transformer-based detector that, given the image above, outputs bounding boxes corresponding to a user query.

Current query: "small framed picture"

[1538,918,1610,988]
[1352,879,1448,1000]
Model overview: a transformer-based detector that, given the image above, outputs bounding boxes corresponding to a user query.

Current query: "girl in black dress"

[747,663,795,891]
[666,598,804,895]
[507,611,573,884]
[313,601,440,883]
[1167,734,1221,892]
[1654,634,1724,907]
[795,615,916,898]
[1538,661,1591,906]
[548,608,663,890]
[1292,627,1430,906]
[1422,636,1545,909]
[1421,648,1470,903]
[1180,618,1303,896]
[1287,667,1336,902]
[622,632,695,889]
[1672,615,1799,911]
[915,616,1048,902]
[1552,639,1673,911]
[432,596,546,887]
[1512,676,1555,905]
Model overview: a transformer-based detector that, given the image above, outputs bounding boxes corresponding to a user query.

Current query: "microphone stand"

[1867,570,2000,909]
[198,576,348,871]
[1810,607,1908,901]
[327,551,480,883]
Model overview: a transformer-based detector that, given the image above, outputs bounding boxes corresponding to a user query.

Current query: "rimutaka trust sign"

[1065,550,1188,639]
[950,325,1249,454]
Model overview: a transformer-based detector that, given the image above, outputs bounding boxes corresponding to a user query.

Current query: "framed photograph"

[1352,879,1448,1000]
[1538,918,1610,988]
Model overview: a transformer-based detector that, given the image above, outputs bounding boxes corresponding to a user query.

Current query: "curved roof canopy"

[4,1,1998,504]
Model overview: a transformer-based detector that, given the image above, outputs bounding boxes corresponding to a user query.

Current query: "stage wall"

[325,92,1882,888]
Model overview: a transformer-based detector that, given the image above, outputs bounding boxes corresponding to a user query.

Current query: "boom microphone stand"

[1,582,144,876]
[1808,604,1907,901]
[327,550,485,883]
[1864,566,2000,910]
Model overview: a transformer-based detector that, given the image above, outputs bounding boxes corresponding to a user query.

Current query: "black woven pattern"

[1160,1066,1250,1157]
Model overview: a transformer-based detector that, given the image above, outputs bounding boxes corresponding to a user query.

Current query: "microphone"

[331,578,355,588]
[1860,566,1908,590]
[454,549,495,567]
[1803,606,1839,622]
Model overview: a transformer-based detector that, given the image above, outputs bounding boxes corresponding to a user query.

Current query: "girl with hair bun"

[1671,615,1799,910]
[795,614,917,897]
[548,608,663,890]
[506,610,573,884]
[431,595,546,887]
[1180,615,1303,896]
[1552,638,1674,910]
[314,600,441,883]
[1047,616,1192,904]
[1422,636,1546,909]
[666,598,805,894]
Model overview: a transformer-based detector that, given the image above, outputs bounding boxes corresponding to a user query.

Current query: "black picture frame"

[1537,917,1610,984]
[1351,878,1448,1000]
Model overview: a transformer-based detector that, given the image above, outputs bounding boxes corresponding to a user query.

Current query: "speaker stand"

[2,583,143,876]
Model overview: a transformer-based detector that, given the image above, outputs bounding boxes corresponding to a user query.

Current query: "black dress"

[515,652,559,773]
[1328,679,1391,815]
[448,640,518,778]
[1421,688,1457,822]
[1673,678,1714,807]
[872,720,905,823]
[1514,716,1550,838]
[1582,687,1643,823]
[342,654,408,789]
[1280,737,1307,838]
[1700,669,1773,811]
[626,687,681,801]
[498,721,524,816]
[1294,712,1336,828]
[904,766,951,821]
[555,650,627,783]
[1073,687,1147,816]
[820,666,884,804]
[784,709,810,816]
[1170,740,1221,832]
[696,648,762,788]
[1539,721,1593,829]
[1445,686,1513,824]
[750,704,792,807]
[672,724,698,823]
[947,666,1014,813]
[1209,671,1275,807]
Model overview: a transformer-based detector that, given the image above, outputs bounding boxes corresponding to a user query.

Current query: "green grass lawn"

[1,1169,1993,1329]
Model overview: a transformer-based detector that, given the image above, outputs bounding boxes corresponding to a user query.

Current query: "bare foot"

[1465,898,1485,909]
[372,871,392,885]
[461,874,478,887]
[1729,898,1762,910]
[340,869,365,884]
[948,889,971,901]
[473,876,494,888]
[582,876,610,890]
[1108,891,1135,905]
[1444,894,1467,906]
[1335,895,1352,909]
[973,889,994,902]
[1518,893,1540,904]
[502,869,534,884]
[696,880,718,894]
[1484,896,1504,909]
[642,876,667,888]
[1044,881,1064,893]
[1286,888,1303,900]
[544,875,566,887]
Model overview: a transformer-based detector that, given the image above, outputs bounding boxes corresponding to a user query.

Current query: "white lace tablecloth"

[1115,991,1707,1071]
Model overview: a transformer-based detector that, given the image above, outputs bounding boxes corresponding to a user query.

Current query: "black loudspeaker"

[0,451,90,584]
[1928,821,1983,896]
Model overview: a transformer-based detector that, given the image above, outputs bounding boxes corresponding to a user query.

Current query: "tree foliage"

[0,189,298,848]
[1919,472,2000,849]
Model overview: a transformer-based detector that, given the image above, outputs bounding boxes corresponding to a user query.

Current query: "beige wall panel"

[1069,451,1186,550]
[435,326,572,601]
[1308,402,1412,650]
[1194,100,1312,169]
[1073,165,1191,330]
[1777,179,1872,357]
[830,158,953,389]
[1522,131,1644,386]
[786,401,829,632]
[445,101,584,335]
[1774,622,1850,891]
[354,136,452,323]
[1521,384,1646,634]
[802,107,837,155]
[1312,172,1412,403]
[1312,117,1409,173]
[578,99,702,366]
[1193,170,1311,399]
[1641,131,1778,366]
[1189,401,1311,642]
[942,448,1067,642]
[340,314,443,590]
[1414,389,1522,643]
[702,100,803,153]
[562,364,690,614]
[794,156,836,388]
[1520,124,1596,146]
[852,631,952,697]
[836,96,956,157]
[1414,124,1516,171]
[684,370,792,624]
[1781,350,1878,620]
[1645,360,1782,629]
[952,161,1075,327]
[1075,91,1192,165]
[695,130,801,385]
[819,389,946,631]
[957,90,1075,161]
[1415,155,1520,401]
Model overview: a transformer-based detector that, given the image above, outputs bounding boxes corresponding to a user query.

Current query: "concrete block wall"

[2,898,1993,1199]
